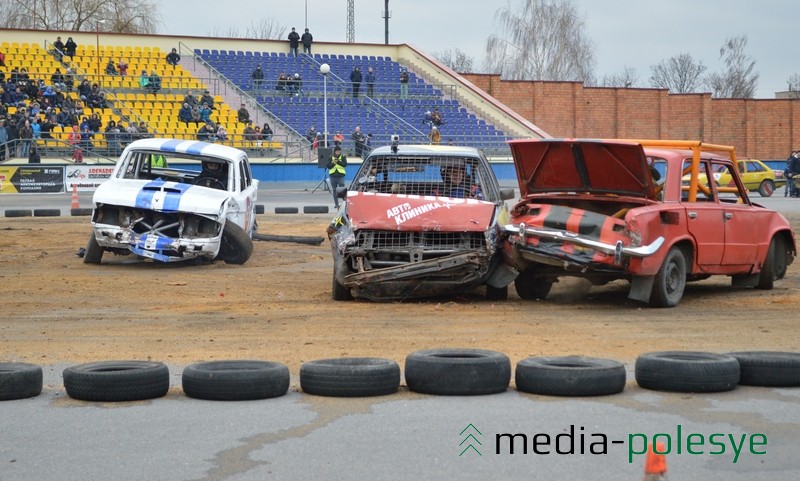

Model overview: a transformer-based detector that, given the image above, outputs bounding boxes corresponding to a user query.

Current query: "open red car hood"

[508,139,658,200]
[346,191,496,231]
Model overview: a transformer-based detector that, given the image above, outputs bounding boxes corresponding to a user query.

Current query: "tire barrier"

[515,356,626,397]
[300,358,401,397]
[4,209,33,218]
[0,362,43,401]
[63,361,170,402]
[71,208,93,216]
[33,208,61,217]
[181,360,290,401]
[275,206,300,214]
[405,348,511,396]
[635,351,740,393]
[255,204,265,214]
[303,205,329,214]
[729,351,800,387]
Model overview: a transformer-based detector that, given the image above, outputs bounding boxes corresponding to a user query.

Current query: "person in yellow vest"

[326,145,348,209]
[149,153,168,168]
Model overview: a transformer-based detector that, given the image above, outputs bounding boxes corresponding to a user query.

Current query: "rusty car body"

[503,139,796,307]
[328,144,515,301]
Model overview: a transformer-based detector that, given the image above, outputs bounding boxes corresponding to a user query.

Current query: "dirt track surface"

[2,214,799,375]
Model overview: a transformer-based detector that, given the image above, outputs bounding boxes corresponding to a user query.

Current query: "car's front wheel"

[217,223,254,264]
[758,179,775,197]
[514,269,553,300]
[83,232,104,264]
[332,269,354,301]
[649,246,686,307]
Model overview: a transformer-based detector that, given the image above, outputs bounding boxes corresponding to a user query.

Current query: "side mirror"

[499,188,515,201]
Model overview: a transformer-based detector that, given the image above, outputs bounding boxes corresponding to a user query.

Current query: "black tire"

[300,358,400,397]
[728,351,800,387]
[34,208,61,217]
[485,284,508,301]
[275,207,299,214]
[217,222,254,265]
[303,205,329,214]
[181,360,290,401]
[255,204,265,214]
[757,236,788,289]
[71,207,93,216]
[0,362,43,401]
[635,351,740,393]
[83,232,104,264]
[515,356,626,397]
[514,269,553,300]
[332,268,354,301]
[5,209,32,218]
[253,233,325,245]
[649,246,686,307]
[63,361,170,402]
[758,179,775,197]
[405,348,511,395]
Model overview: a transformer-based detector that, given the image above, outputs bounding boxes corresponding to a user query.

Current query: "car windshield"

[351,154,495,200]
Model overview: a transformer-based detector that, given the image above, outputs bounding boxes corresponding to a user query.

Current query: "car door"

[682,159,725,267]
[716,161,760,267]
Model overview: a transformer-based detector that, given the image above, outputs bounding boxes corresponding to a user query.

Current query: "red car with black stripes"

[502,139,796,307]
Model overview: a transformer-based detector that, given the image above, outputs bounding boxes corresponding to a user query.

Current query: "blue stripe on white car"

[135,179,195,212]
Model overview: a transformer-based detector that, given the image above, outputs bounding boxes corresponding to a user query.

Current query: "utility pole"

[383,0,391,44]
[347,0,355,43]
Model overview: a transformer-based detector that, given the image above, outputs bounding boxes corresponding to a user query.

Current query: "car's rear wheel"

[83,232,104,264]
[649,246,686,307]
[514,269,553,300]
[217,223,254,264]
[758,179,775,197]
[757,235,788,290]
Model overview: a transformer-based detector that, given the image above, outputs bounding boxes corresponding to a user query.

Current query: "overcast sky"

[162,0,797,98]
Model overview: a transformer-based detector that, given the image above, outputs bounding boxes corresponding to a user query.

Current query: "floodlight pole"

[320,63,330,148]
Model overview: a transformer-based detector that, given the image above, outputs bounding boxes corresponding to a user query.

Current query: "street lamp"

[320,63,330,148]
[95,19,106,88]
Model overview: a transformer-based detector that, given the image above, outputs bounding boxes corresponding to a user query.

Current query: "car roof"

[368,144,482,157]
[123,138,246,160]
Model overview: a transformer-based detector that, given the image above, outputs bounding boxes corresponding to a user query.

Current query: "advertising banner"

[0,166,65,194]
[65,165,115,191]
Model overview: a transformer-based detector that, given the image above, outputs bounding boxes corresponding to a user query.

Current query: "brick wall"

[463,74,800,159]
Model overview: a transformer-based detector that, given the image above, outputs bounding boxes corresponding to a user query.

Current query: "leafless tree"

[600,67,638,88]
[432,48,475,72]
[648,53,707,93]
[0,0,160,33]
[704,35,759,98]
[786,73,800,98]
[483,0,596,82]
[208,17,286,40]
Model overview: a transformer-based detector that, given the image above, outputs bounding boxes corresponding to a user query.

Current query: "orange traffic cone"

[71,184,80,210]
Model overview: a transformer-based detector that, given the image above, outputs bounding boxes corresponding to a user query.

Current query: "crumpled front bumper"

[92,224,222,262]
[504,223,664,266]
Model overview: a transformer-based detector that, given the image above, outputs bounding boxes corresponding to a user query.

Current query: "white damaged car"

[84,139,258,265]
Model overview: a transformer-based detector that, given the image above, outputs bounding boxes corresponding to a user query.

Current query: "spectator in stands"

[422,110,433,127]
[0,120,6,161]
[333,130,344,149]
[117,59,128,76]
[252,65,264,91]
[51,68,66,90]
[78,79,91,101]
[399,68,410,99]
[6,119,18,159]
[365,67,376,97]
[31,117,41,141]
[28,145,41,164]
[0,50,5,67]
[197,122,217,142]
[121,122,137,146]
[306,125,317,146]
[88,112,102,133]
[64,37,77,60]
[428,125,441,145]
[63,67,75,91]
[18,119,33,157]
[67,124,82,162]
[288,73,303,97]
[182,91,197,108]
[104,59,118,76]
[137,121,150,140]
[237,103,251,124]
[350,66,362,98]
[56,106,71,127]
[262,122,273,143]
[190,105,201,124]
[243,122,256,146]
[105,120,121,156]
[200,90,214,110]
[166,48,181,68]
[288,28,300,57]
[80,124,94,153]
[52,36,65,62]
[351,126,365,158]
[276,73,288,95]
[302,28,313,54]
[147,71,161,94]
[431,108,443,126]
[199,103,212,123]
[139,70,150,91]
[178,102,193,124]
[40,114,57,140]
[215,124,228,142]
[88,88,104,109]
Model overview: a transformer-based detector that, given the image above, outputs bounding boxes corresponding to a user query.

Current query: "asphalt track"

[1,186,800,480]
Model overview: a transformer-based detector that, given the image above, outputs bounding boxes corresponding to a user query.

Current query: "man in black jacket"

[301,28,313,54]
[288,28,300,57]
[350,66,362,98]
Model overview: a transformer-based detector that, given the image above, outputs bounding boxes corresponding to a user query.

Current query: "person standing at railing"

[18,119,33,158]
[365,67,376,97]
[52,36,65,62]
[64,37,77,60]
[350,66,362,98]
[288,28,300,57]
[252,65,264,91]
[399,68,410,99]
[301,28,313,55]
